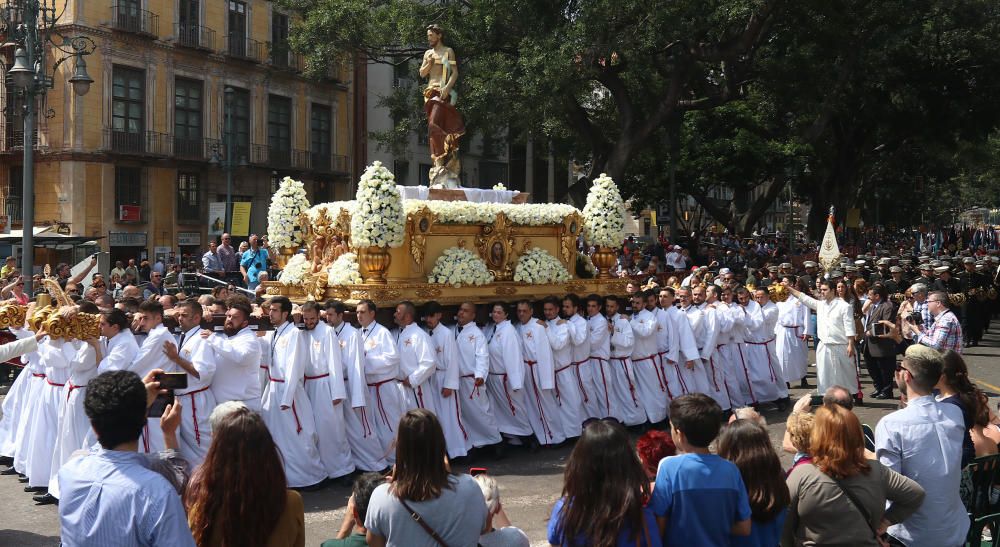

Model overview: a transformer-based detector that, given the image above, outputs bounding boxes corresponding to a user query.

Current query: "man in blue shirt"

[58,370,195,547]
[240,234,270,290]
[649,393,752,546]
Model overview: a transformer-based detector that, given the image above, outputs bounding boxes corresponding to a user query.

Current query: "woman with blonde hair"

[783,404,925,546]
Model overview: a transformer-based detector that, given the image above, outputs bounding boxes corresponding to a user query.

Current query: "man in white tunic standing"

[423,301,470,459]
[260,296,326,488]
[734,288,785,408]
[394,302,438,414]
[606,295,645,426]
[676,287,717,398]
[300,301,355,481]
[202,296,262,411]
[562,295,596,420]
[323,300,387,473]
[452,302,501,452]
[129,300,175,453]
[783,279,859,397]
[543,296,584,439]
[162,300,217,465]
[629,291,664,425]
[357,299,402,462]
[660,288,701,399]
[774,277,810,389]
[515,300,565,447]
[96,308,139,374]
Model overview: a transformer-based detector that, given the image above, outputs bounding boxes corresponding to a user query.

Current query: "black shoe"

[869,389,883,398]
[0,455,12,466]
[17,475,28,483]
[32,493,57,505]
[775,397,791,412]
[799,379,810,389]
[873,391,891,400]
[23,485,46,493]
[1,466,18,475]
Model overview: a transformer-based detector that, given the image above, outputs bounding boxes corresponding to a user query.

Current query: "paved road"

[3,332,1000,547]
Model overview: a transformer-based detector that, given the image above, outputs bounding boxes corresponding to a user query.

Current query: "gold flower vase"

[275,246,297,269]
[591,246,617,279]
[360,246,391,284]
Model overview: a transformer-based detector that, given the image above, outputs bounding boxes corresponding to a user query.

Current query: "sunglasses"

[895,364,911,374]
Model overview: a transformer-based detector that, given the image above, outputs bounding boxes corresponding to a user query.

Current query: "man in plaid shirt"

[906,291,963,353]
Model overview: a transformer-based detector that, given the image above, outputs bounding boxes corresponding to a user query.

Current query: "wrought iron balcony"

[103,128,170,156]
[305,152,349,174]
[174,23,215,50]
[268,43,304,72]
[226,35,266,63]
[110,4,158,37]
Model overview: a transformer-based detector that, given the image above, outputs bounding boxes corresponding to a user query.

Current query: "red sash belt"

[523,360,554,442]
[735,344,757,404]
[179,385,212,445]
[633,354,665,393]
[657,351,675,398]
[46,378,66,387]
[304,372,330,381]
[268,373,303,433]
[460,373,481,398]
[613,357,639,406]
[367,378,398,432]
[66,381,86,402]
[746,338,778,382]
[591,356,612,415]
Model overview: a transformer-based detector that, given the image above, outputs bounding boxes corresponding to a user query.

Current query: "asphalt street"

[3,333,1000,547]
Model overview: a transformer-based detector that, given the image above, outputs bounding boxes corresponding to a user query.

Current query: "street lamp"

[209,86,239,233]
[0,1,96,295]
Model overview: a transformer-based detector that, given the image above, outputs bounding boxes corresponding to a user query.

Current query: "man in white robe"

[203,296,262,411]
[324,300,387,472]
[10,329,46,477]
[543,297,584,439]
[705,285,737,409]
[0,328,46,470]
[585,295,616,420]
[677,287,718,399]
[774,283,810,387]
[607,295,645,426]
[130,300,175,453]
[300,301,354,480]
[44,339,97,503]
[661,288,702,399]
[740,289,788,407]
[357,299,403,460]
[22,336,68,492]
[783,279,859,396]
[516,300,565,446]
[629,292,664,424]
[96,310,139,374]
[562,295,596,420]
[452,302,501,450]
[486,304,533,442]
[162,300,217,465]
[260,296,326,488]
[423,301,470,459]
[394,302,438,415]
[690,286,730,409]
[652,292,678,403]
[725,290,756,407]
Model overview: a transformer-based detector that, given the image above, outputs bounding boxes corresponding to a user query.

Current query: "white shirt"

[587,313,611,360]
[453,322,488,380]
[175,325,216,394]
[206,326,262,404]
[304,321,347,402]
[629,308,658,359]
[518,318,555,390]
[130,324,173,379]
[796,294,856,344]
[98,330,139,374]
[396,323,436,388]
[360,322,399,384]
[545,318,571,370]
[263,321,307,409]
[566,314,590,366]
[428,323,460,390]
[608,313,634,359]
[334,321,367,408]
[488,320,524,389]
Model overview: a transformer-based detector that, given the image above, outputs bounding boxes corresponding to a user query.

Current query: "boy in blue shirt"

[649,393,752,546]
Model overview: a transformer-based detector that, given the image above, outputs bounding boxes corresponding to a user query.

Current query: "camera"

[907,312,922,325]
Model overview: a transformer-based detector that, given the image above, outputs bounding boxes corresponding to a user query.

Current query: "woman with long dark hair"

[184,404,305,547]
[364,409,487,547]
[547,420,661,547]
[717,419,790,546]
[938,350,997,465]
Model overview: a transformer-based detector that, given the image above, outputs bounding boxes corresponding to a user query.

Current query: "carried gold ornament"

[768,283,789,303]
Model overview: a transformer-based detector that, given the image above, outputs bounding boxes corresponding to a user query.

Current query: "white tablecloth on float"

[396,185,520,204]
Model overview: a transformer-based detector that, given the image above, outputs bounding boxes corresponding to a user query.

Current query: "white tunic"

[172,326,218,465]
[665,306,701,400]
[565,314,597,420]
[548,318,585,439]
[609,313,645,426]
[24,338,67,487]
[303,321,354,479]
[453,321,501,447]
[335,322,388,472]
[775,297,810,382]
[706,301,738,409]
[360,322,403,459]
[97,329,139,373]
[724,302,755,407]
[428,323,470,458]
[0,332,39,459]
[486,320,532,437]
[132,324,174,454]
[796,294,859,394]
[630,309,664,424]
[518,318,565,445]
[687,304,728,408]
[261,321,326,488]
[738,300,786,404]
[12,330,45,474]
[48,340,98,499]
[206,326,262,409]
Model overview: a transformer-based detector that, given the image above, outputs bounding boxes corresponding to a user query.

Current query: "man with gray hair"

[905,291,962,353]
[907,283,932,330]
[876,345,967,546]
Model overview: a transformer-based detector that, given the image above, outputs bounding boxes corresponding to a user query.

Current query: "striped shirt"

[58,449,195,547]
[915,310,963,354]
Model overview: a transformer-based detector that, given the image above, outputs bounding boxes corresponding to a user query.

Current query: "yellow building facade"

[0,0,353,267]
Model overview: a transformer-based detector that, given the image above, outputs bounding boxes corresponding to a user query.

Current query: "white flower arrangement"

[513,247,571,284]
[492,183,507,191]
[278,253,309,285]
[327,252,363,285]
[428,247,495,287]
[350,161,405,248]
[401,200,578,227]
[267,176,311,249]
[582,173,627,247]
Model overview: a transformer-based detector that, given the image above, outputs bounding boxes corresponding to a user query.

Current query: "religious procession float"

[260,165,628,306]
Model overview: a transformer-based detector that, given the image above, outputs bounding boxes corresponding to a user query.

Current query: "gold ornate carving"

[265,286,282,295]
[415,287,443,298]
[407,206,437,266]
[476,213,516,281]
[560,212,583,266]
[302,271,329,301]
[494,286,518,296]
[564,283,587,294]
[373,289,403,301]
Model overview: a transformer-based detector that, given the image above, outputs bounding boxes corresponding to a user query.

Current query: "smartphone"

[156,372,188,391]
[810,394,825,406]
[148,391,175,418]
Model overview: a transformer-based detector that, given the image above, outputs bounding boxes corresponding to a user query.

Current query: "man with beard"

[202,296,262,411]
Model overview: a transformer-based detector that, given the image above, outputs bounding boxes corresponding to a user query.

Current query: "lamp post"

[210,86,236,233]
[1,1,95,295]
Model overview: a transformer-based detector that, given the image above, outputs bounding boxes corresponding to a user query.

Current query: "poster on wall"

[231,202,252,237]
[208,202,227,236]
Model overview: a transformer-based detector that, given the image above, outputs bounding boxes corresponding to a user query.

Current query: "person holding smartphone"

[863,284,898,400]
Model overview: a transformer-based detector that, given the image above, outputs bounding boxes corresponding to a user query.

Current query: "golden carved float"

[265,201,626,307]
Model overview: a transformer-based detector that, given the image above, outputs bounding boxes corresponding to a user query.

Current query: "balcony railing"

[2,130,39,152]
[103,129,170,156]
[226,35,267,63]
[3,198,22,225]
[110,4,158,37]
[268,43,304,72]
[249,143,294,168]
[173,136,215,160]
[303,152,349,173]
[174,23,215,50]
